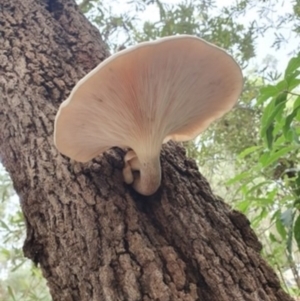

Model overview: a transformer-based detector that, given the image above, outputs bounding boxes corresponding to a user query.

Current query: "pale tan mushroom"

[54,35,243,196]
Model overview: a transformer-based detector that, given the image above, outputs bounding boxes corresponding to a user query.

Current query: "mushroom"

[54,35,243,196]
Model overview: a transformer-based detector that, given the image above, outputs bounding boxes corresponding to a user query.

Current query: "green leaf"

[286,225,294,257]
[251,197,274,206]
[261,100,276,128]
[274,91,288,106]
[261,100,286,148]
[285,54,300,77]
[238,145,262,159]
[293,95,300,109]
[7,286,16,301]
[294,214,300,250]
[265,123,274,149]
[0,220,10,231]
[236,200,250,213]
[269,233,279,243]
[262,145,295,167]
[283,109,299,139]
[252,207,268,227]
[259,151,271,166]
[285,74,300,90]
[276,214,287,240]
[257,85,278,105]
[275,79,288,92]
[1,248,11,257]
[226,170,251,185]
[246,181,272,196]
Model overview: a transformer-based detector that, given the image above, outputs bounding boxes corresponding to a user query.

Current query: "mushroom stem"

[134,157,161,196]
[123,151,161,196]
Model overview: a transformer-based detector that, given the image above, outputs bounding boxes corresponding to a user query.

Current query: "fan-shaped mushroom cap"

[54,35,243,195]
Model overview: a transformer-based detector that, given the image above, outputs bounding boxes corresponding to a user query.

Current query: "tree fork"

[0,0,294,300]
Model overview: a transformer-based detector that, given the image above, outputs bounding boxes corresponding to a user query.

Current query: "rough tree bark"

[0,0,294,301]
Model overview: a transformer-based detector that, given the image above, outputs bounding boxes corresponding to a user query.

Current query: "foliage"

[0,168,51,301]
[79,0,257,64]
[227,53,300,293]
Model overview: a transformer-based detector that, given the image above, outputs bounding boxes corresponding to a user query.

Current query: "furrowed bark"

[0,0,294,300]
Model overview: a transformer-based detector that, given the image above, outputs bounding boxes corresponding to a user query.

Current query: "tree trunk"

[0,0,294,300]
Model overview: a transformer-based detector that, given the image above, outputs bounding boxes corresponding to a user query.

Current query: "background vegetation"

[1,0,300,299]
